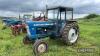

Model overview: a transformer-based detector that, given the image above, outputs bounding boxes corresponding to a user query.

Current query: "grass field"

[0,17,100,56]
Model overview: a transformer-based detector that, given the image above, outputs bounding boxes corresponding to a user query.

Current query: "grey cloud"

[74,3,100,14]
[0,0,99,14]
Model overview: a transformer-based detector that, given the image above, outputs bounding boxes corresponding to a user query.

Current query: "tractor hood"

[26,21,55,38]
[26,21,55,27]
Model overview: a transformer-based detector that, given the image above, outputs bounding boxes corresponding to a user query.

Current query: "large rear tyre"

[62,22,79,45]
[33,40,48,55]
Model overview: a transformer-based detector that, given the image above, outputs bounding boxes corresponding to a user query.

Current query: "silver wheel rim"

[38,44,46,53]
[68,28,78,43]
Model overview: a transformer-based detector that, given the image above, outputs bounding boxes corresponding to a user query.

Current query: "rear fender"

[67,20,77,24]
[59,20,77,35]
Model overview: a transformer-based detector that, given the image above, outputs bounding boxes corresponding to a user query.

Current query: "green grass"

[0,17,100,56]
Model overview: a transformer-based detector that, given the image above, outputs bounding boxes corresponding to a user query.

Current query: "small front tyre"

[33,40,48,55]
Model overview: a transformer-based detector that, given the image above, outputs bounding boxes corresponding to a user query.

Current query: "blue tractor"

[2,17,22,26]
[2,17,22,29]
[23,6,79,55]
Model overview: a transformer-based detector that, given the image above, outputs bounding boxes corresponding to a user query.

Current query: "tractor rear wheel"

[33,40,48,55]
[62,22,79,45]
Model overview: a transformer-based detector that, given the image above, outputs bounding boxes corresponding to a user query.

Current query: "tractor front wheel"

[33,40,48,55]
[62,22,79,45]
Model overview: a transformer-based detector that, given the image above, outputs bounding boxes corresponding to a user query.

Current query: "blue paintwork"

[26,21,56,40]
[26,20,66,41]
[2,18,22,26]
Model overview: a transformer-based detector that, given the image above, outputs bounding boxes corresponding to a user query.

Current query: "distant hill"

[84,14,99,19]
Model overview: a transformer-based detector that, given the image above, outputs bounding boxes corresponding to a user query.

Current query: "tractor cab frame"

[46,6,75,36]
[47,6,74,20]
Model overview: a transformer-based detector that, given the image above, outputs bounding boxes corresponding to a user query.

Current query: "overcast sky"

[0,0,100,17]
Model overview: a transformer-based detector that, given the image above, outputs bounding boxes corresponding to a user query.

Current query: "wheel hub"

[38,44,46,53]
[68,28,78,43]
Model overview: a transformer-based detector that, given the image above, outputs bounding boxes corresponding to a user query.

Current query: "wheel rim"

[37,43,47,53]
[68,28,78,43]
